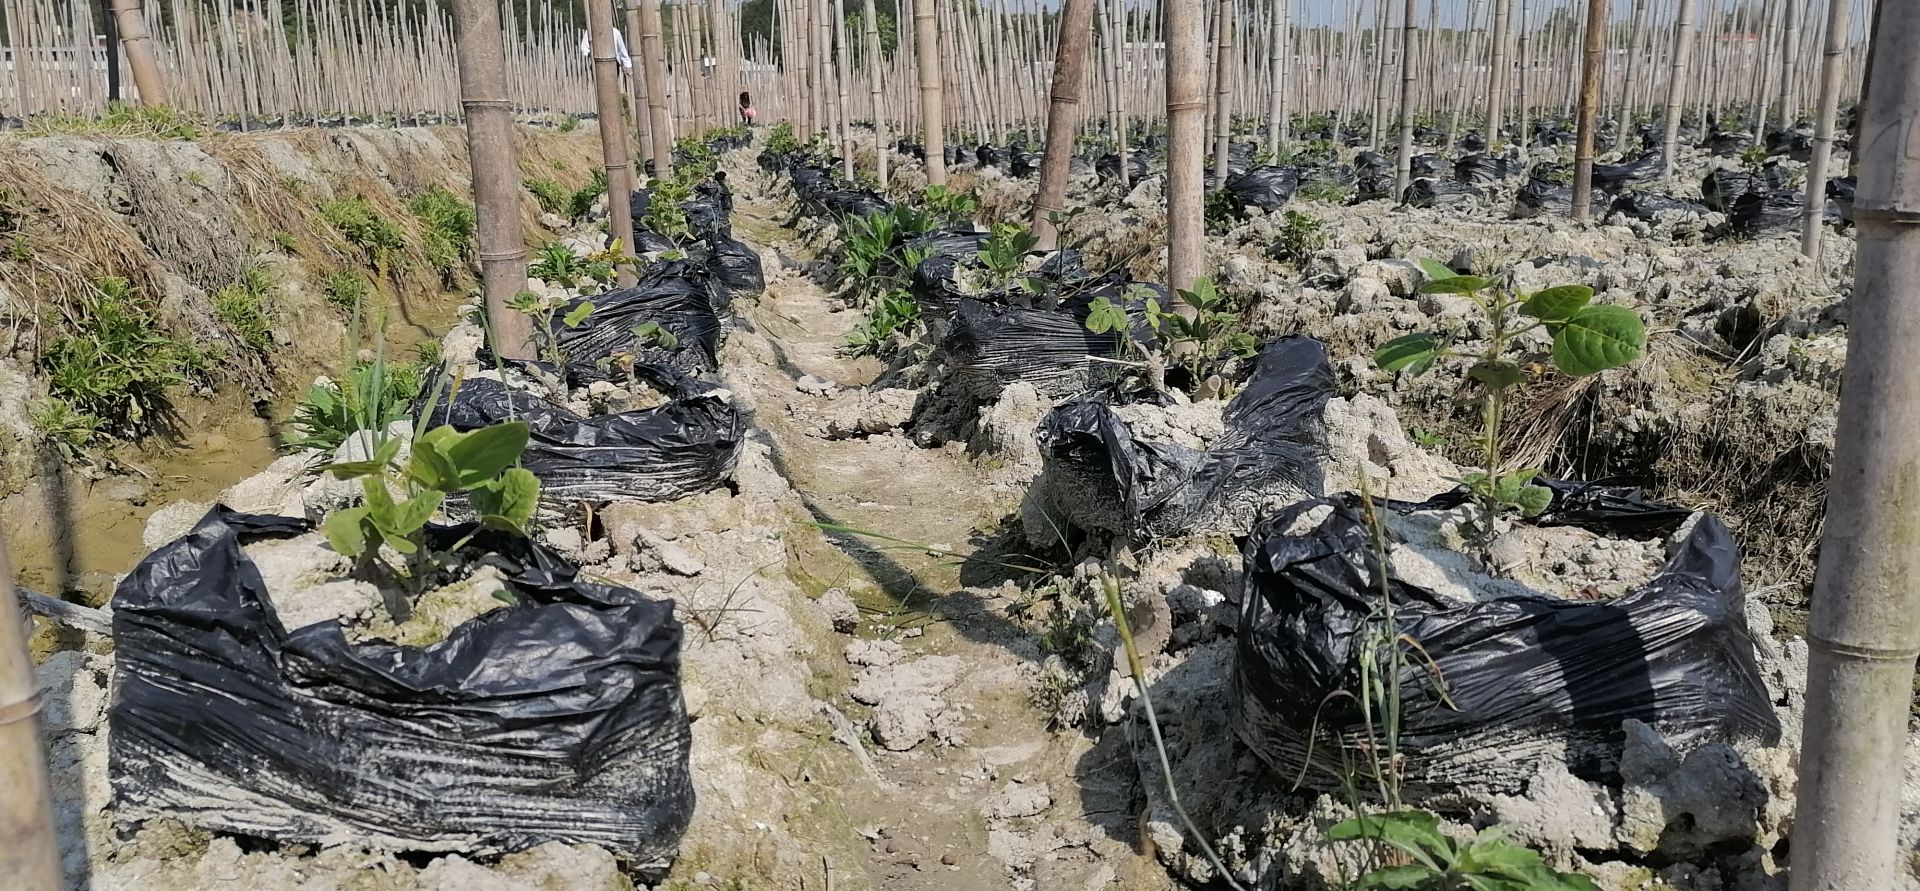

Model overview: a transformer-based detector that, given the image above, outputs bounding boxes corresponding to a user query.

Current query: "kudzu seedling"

[1374,260,1646,542]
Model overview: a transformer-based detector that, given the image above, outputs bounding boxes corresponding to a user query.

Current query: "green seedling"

[1085,277,1256,396]
[1373,261,1646,543]
[1328,811,1601,891]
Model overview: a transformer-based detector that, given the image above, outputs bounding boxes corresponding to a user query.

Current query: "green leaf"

[1468,360,1527,389]
[1492,471,1532,504]
[444,422,530,487]
[1084,297,1129,335]
[1550,305,1646,375]
[1521,285,1593,321]
[1375,333,1442,373]
[563,300,596,328]
[365,485,443,540]
[1515,484,1553,516]
[326,459,384,480]
[407,428,462,491]
[1357,865,1441,890]
[1328,812,1451,873]
[1416,258,1458,281]
[1419,275,1494,295]
[470,467,541,532]
[322,506,372,558]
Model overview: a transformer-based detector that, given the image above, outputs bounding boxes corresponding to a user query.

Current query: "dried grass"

[0,152,163,355]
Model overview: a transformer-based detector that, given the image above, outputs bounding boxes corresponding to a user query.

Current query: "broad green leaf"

[326,459,384,480]
[1329,812,1450,873]
[563,300,596,328]
[407,429,462,491]
[1419,275,1494,295]
[445,421,530,487]
[1521,285,1593,321]
[1492,471,1530,504]
[1416,258,1458,281]
[322,506,372,558]
[1084,297,1129,335]
[1515,484,1553,516]
[1375,333,1442,373]
[1357,865,1438,890]
[1468,360,1527,389]
[1550,305,1646,375]
[368,490,443,540]
[471,467,541,532]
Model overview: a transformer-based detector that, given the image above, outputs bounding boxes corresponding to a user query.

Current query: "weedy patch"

[321,196,409,267]
[407,186,475,281]
[38,276,209,438]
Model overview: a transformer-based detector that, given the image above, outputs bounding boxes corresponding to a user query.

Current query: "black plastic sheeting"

[942,298,1125,401]
[552,268,724,378]
[1224,166,1300,212]
[1353,174,1396,204]
[1609,191,1706,221]
[906,230,991,314]
[428,373,741,509]
[1453,152,1519,184]
[1728,189,1804,235]
[109,506,694,860]
[1511,177,1573,218]
[1589,150,1665,193]
[1403,178,1482,208]
[1390,476,1696,537]
[1097,152,1150,182]
[704,234,765,298]
[1032,336,1332,542]
[1233,495,1782,796]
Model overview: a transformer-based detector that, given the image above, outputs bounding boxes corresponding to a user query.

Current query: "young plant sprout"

[1373,261,1646,542]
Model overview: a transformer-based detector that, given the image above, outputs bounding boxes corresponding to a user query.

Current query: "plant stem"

[1100,575,1247,891]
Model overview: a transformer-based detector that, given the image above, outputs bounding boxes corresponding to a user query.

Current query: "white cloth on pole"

[579,28,634,70]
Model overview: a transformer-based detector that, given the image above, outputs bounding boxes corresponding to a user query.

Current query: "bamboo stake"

[915,0,947,185]
[1797,0,1849,256]
[1788,7,1920,888]
[1210,0,1234,181]
[1267,0,1289,155]
[0,523,60,891]
[1166,0,1207,300]
[1660,0,1696,181]
[833,0,854,178]
[589,0,638,287]
[108,0,165,104]
[637,0,674,176]
[862,0,888,188]
[625,1,655,179]
[450,0,532,359]
[1031,0,1093,250]
[1611,0,1649,153]
[1391,0,1416,199]
[1488,0,1513,144]
[1571,0,1604,221]
[1779,0,1803,125]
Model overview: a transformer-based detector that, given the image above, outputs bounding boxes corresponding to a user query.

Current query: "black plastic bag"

[1511,177,1573,218]
[429,373,741,508]
[705,234,765,297]
[1233,495,1782,796]
[822,189,892,219]
[1590,150,1664,193]
[553,271,724,378]
[110,506,694,860]
[1403,178,1482,208]
[1410,154,1446,178]
[1225,165,1300,212]
[1700,169,1757,212]
[941,298,1125,401]
[1353,150,1389,174]
[1031,336,1332,542]
[1704,129,1754,156]
[977,145,1010,167]
[1097,151,1150,182]
[1609,191,1706,221]
[1353,174,1396,203]
[906,229,989,313]
[1826,176,1856,224]
[1728,189,1803,235]
[1453,152,1517,185]
[1390,476,1695,537]
[1010,150,1043,177]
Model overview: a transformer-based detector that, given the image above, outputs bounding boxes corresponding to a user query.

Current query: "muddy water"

[7,295,462,606]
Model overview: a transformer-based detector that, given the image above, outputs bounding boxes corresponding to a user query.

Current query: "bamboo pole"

[1211,0,1234,181]
[915,0,948,185]
[1488,0,1513,145]
[1391,0,1416,199]
[638,0,674,177]
[1798,0,1850,256]
[1660,0,1696,181]
[625,2,655,179]
[833,0,855,178]
[0,524,59,891]
[1611,0,1650,153]
[863,0,889,188]
[1167,0,1207,300]
[589,0,639,287]
[1779,0,1803,125]
[1788,8,1920,889]
[1031,0,1093,250]
[451,0,533,360]
[1571,0,1604,221]
[1267,0,1288,155]
[108,0,166,104]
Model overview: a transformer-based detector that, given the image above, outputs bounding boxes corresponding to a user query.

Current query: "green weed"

[23,102,203,140]
[29,398,104,459]
[39,276,208,436]
[567,170,609,221]
[526,178,572,217]
[407,186,475,278]
[213,264,275,354]
[322,271,369,311]
[321,196,408,267]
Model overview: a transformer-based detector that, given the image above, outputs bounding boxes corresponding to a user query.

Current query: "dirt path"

[715,185,1172,891]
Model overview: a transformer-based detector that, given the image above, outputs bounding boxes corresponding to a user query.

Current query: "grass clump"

[322,271,370,311]
[213,263,276,353]
[408,186,476,279]
[321,196,408,267]
[284,350,430,453]
[39,276,208,437]
[24,102,203,140]
[567,170,609,221]
[526,178,571,217]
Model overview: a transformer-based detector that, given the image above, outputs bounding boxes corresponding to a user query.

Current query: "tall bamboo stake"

[1611,0,1650,153]
[625,2,655,179]
[1571,0,1604,221]
[1798,0,1849,256]
[108,0,166,104]
[1100,0,1130,188]
[1031,0,1093,250]
[1391,0,1417,199]
[637,0,674,177]
[589,0,638,287]
[1267,0,1288,155]
[1788,7,1920,889]
[1486,0,1513,145]
[1167,0,1207,302]
[0,525,59,891]
[1660,0,1696,181]
[450,0,532,359]
[832,0,855,178]
[1211,0,1234,180]
[1780,0,1803,124]
[915,0,948,185]
[861,0,889,188]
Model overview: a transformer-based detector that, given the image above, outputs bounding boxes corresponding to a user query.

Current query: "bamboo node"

[0,690,45,727]
[1807,633,1920,662]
